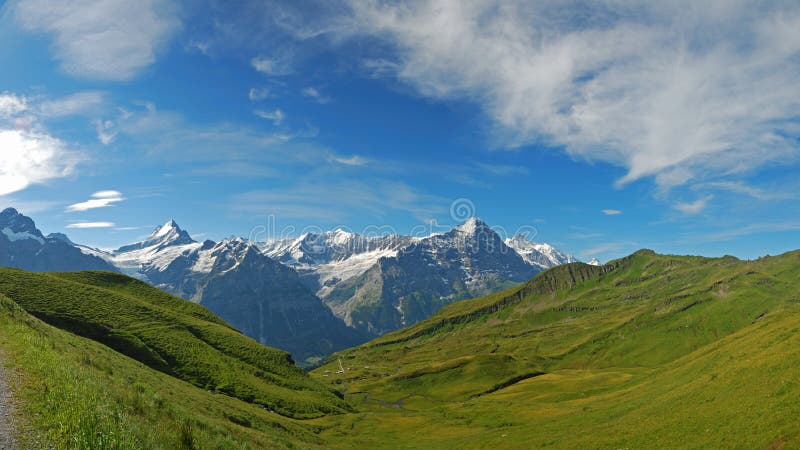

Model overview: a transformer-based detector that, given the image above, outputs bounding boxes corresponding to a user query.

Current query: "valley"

[3,1,799,447]
[307,250,800,448]
[0,208,579,365]
[1,248,799,448]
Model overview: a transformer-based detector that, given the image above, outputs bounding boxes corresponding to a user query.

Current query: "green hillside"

[0,268,349,420]
[2,250,800,448]
[0,293,327,449]
[310,249,800,448]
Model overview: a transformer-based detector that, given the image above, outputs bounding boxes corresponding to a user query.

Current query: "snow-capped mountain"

[2,209,582,362]
[0,208,116,272]
[100,220,364,364]
[504,234,578,269]
[588,258,602,266]
[284,217,547,336]
[259,217,582,336]
[261,230,416,297]
[108,220,203,281]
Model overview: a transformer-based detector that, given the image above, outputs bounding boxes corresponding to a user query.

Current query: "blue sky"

[1,0,800,262]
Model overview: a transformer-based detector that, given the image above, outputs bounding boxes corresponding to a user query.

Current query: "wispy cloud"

[699,181,792,201]
[337,1,800,190]
[0,199,59,214]
[673,196,712,215]
[601,209,622,216]
[580,242,630,258]
[700,221,800,242]
[233,180,446,223]
[66,221,116,229]
[251,54,292,76]
[113,226,149,231]
[0,93,28,117]
[248,87,271,101]
[254,108,285,125]
[473,163,529,176]
[38,91,106,117]
[113,102,319,165]
[329,154,367,166]
[12,0,180,80]
[95,119,117,145]
[301,87,330,104]
[66,190,125,212]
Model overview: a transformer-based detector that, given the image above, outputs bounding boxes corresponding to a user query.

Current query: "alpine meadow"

[2,1,800,449]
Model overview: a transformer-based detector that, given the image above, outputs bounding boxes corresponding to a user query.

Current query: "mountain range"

[0,208,584,364]
[262,217,589,336]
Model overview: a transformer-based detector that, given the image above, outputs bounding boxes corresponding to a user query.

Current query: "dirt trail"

[0,353,17,450]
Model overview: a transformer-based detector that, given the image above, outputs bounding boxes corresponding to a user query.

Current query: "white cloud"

[0,129,80,196]
[66,221,116,229]
[339,1,800,189]
[12,0,180,80]
[301,87,330,104]
[0,91,84,195]
[114,226,148,231]
[601,209,622,215]
[254,108,285,125]
[251,55,292,76]
[92,190,123,199]
[249,87,270,101]
[700,181,790,201]
[673,196,712,215]
[0,93,27,117]
[66,190,125,212]
[95,119,117,145]
[38,91,106,117]
[186,40,210,55]
[330,154,368,166]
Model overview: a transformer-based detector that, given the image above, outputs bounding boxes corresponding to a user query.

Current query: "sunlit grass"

[310,250,800,448]
[0,294,323,449]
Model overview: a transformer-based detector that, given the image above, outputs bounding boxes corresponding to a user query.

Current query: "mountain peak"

[505,234,575,269]
[115,219,195,254]
[0,207,45,240]
[1,207,20,217]
[47,232,75,245]
[506,233,534,246]
[328,228,357,245]
[455,216,490,234]
[150,219,183,238]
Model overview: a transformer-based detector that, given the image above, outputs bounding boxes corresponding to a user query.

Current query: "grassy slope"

[0,293,324,449]
[0,269,349,419]
[310,250,800,448]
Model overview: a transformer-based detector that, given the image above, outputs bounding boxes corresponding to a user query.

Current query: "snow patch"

[315,248,398,297]
[2,227,44,245]
[191,248,219,273]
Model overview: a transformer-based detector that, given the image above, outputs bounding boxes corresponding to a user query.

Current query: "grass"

[0,268,349,419]
[0,293,324,449]
[2,249,800,447]
[309,249,800,448]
